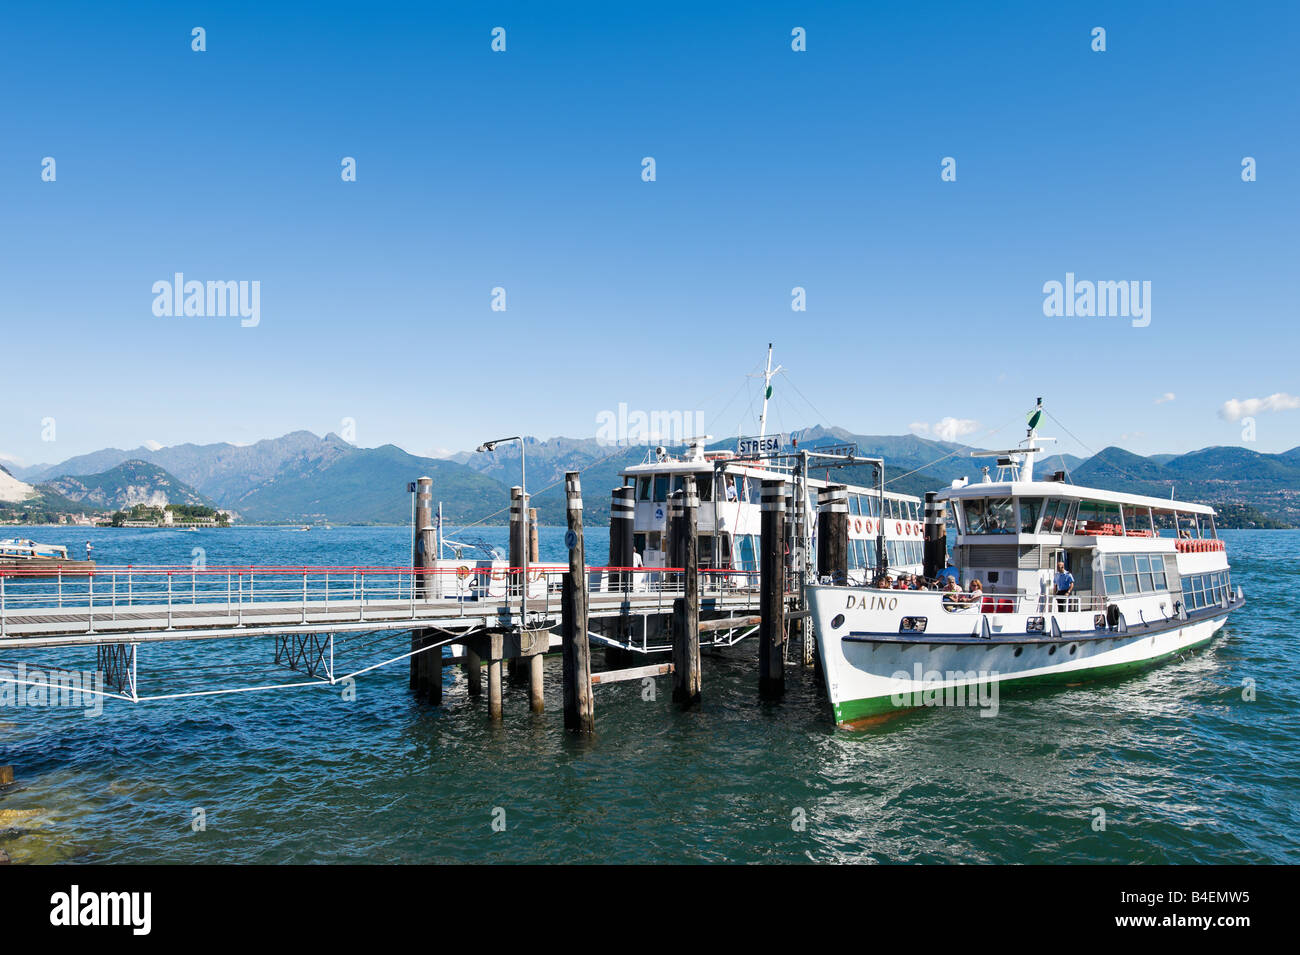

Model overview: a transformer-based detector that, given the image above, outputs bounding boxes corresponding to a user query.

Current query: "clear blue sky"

[2,0,1296,470]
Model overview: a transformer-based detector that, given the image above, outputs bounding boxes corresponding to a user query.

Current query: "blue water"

[1,526,1297,863]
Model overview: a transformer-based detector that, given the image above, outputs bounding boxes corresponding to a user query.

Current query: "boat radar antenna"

[752,343,782,440]
[969,397,1056,482]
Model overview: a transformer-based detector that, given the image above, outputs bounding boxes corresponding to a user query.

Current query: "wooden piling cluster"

[407,465,803,732]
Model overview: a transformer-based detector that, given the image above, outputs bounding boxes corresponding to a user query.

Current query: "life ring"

[456,565,471,581]
[855,518,862,533]
[905,523,912,535]
[864,520,873,534]
[896,522,902,535]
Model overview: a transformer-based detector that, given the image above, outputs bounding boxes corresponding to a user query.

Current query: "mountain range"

[4,429,1298,528]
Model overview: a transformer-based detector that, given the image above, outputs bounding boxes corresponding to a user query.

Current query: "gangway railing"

[0,564,785,639]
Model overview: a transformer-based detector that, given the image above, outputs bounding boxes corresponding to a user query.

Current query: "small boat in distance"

[0,538,96,575]
[805,400,1244,726]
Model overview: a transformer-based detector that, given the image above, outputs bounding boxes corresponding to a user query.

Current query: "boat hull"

[806,584,1239,726]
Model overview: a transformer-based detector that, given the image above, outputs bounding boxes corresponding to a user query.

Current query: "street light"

[476,436,526,622]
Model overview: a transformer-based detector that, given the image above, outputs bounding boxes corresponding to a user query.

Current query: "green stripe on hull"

[832,630,1219,726]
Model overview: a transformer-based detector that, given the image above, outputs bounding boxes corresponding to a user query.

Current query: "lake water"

[1,525,1297,863]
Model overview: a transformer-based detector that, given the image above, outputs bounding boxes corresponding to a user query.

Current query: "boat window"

[718,534,732,567]
[963,498,1014,534]
[652,476,668,502]
[1120,554,1139,593]
[1102,555,1122,594]
[637,477,652,501]
[746,479,762,504]
[1135,554,1156,592]
[864,496,880,518]
[849,494,862,516]
[1019,497,1044,534]
[696,473,713,501]
[669,475,683,498]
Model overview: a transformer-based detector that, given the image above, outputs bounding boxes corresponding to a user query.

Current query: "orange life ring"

[855,518,862,533]
[864,520,873,534]
[896,522,902,535]
[456,565,471,581]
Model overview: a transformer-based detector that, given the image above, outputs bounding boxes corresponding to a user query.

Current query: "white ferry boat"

[619,440,926,586]
[805,403,1244,726]
[617,346,925,586]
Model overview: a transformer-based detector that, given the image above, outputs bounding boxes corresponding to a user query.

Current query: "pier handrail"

[0,563,784,639]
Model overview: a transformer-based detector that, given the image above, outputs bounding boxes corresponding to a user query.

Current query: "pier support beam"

[465,646,482,696]
[672,476,701,706]
[488,631,504,722]
[816,485,848,585]
[561,473,595,733]
[760,480,786,700]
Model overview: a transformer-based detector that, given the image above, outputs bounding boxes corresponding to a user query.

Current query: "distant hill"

[40,460,214,511]
[21,431,356,503]
[11,431,1298,528]
[232,444,507,525]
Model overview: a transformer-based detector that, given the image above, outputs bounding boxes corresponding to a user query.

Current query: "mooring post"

[605,485,636,668]
[508,487,528,686]
[561,472,594,732]
[760,480,786,700]
[673,475,701,705]
[816,485,849,585]
[418,523,442,703]
[411,476,433,694]
[527,504,544,712]
[923,491,947,580]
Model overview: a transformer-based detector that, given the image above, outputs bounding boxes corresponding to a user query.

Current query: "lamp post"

[476,436,526,622]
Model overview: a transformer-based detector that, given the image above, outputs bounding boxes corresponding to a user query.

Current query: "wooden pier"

[0,471,816,733]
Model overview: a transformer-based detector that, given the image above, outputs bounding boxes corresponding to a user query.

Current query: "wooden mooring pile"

[407,472,829,733]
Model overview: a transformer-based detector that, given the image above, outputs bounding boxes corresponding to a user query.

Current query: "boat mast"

[756,343,781,439]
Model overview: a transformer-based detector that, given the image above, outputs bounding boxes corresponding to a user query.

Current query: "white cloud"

[933,417,980,442]
[910,418,981,442]
[143,439,163,451]
[1154,392,1175,404]
[1218,393,1300,422]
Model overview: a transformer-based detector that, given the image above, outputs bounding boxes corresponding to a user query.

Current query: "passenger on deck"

[966,579,984,604]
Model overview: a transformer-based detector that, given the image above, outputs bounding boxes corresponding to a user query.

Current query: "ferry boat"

[617,346,925,586]
[805,402,1244,726]
[619,439,926,586]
